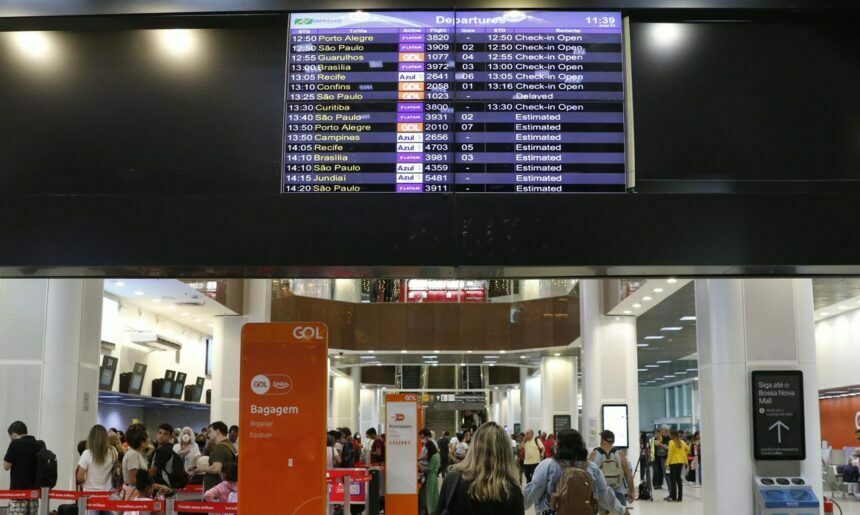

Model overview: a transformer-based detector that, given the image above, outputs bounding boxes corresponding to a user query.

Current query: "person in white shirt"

[76,425,118,515]
[173,427,201,472]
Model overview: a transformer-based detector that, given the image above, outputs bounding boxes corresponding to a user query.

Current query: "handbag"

[437,471,463,515]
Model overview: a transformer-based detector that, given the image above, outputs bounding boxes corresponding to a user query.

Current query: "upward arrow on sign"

[769,420,790,444]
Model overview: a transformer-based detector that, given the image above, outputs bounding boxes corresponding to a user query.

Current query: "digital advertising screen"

[284,10,625,194]
[602,404,629,448]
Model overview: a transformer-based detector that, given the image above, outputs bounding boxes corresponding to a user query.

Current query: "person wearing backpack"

[3,421,41,515]
[338,427,356,468]
[524,428,629,515]
[434,422,524,515]
[148,423,188,491]
[587,431,635,512]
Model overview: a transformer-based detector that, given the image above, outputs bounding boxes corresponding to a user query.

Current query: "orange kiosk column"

[385,393,422,515]
[239,323,328,514]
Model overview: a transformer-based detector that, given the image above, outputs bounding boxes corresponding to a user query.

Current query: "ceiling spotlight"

[500,350,507,354]
[645,364,659,368]
[644,336,664,340]
[368,350,376,354]
[434,350,440,354]
[632,303,642,309]
[553,353,561,357]
[643,296,653,301]
[667,278,678,284]
[401,350,408,354]
[657,360,672,364]
[653,288,664,293]
[466,350,473,354]
[680,316,696,321]
[636,343,649,348]
[520,355,527,359]
[376,363,382,367]
[661,327,683,331]
[623,310,632,315]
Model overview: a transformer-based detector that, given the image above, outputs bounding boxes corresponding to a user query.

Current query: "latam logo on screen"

[251,374,293,395]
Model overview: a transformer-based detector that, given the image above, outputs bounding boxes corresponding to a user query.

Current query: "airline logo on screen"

[294,18,314,25]
[390,413,406,422]
[251,374,293,395]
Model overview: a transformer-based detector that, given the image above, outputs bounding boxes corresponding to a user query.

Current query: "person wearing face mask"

[173,427,201,474]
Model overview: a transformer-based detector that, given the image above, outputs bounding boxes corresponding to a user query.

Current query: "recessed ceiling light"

[434,350,440,354]
[553,353,561,357]
[134,291,145,296]
[636,343,649,348]
[637,368,647,372]
[644,336,664,340]
[333,355,342,359]
[667,278,678,284]
[653,288,664,293]
[368,350,375,354]
[661,327,683,331]
[623,310,632,315]
[645,365,659,368]
[632,303,642,309]
[489,364,495,367]
[466,350,473,354]
[360,356,376,360]
[432,363,438,367]
[152,299,161,303]
[680,316,696,321]
[657,360,672,364]
[520,355,527,359]
[376,363,382,367]
[500,350,506,354]
[422,355,438,359]
[401,350,408,354]
[643,296,653,301]
[485,355,500,359]
[663,375,675,378]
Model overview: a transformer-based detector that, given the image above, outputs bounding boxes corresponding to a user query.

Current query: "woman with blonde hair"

[76,424,118,514]
[435,422,524,515]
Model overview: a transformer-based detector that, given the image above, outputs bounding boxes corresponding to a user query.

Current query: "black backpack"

[638,481,652,500]
[35,441,58,488]
[340,441,356,468]
[159,449,190,489]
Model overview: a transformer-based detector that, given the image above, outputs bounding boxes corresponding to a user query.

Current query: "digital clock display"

[284,10,626,193]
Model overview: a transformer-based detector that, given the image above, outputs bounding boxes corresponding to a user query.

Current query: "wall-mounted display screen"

[284,10,625,193]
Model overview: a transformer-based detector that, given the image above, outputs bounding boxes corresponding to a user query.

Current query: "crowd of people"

[3,420,240,515]
[646,425,701,503]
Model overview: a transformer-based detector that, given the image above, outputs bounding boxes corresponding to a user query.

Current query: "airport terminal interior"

[3,278,860,514]
[4,1,860,514]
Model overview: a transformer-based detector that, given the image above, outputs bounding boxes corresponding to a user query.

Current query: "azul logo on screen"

[292,326,325,341]
[251,374,293,395]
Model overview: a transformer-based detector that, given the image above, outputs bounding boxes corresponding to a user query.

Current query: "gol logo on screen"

[250,374,293,395]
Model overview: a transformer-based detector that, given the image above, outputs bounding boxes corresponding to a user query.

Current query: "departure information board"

[284,11,625,193]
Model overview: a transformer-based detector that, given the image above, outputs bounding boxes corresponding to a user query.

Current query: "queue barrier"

[0,489,236,514]
[327,468,373,515]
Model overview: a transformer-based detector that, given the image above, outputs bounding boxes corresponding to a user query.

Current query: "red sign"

[86,499,163,511]
[0,490,39,500]
[239,323,328,514]
[174,501,239,513]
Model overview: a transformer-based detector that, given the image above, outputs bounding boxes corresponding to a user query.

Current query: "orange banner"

[385,394,423,515]
[239,323,328,514]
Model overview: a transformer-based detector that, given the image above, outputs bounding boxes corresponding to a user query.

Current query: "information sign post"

[239,323,328,513]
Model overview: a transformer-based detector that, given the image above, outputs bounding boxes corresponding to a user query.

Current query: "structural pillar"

[695,279,822,515]
[0,279,103,490]
[580,279,640,469]
[540,355,579,435]
[211,279,271,425]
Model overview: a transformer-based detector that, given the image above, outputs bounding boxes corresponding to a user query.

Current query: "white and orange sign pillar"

[385,393,422,515]
[239,323,328,514]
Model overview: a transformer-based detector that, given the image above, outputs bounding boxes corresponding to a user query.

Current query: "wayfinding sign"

[751,370,806,461]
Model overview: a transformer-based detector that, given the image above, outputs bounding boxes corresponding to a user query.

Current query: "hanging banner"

[385,393,421,515]
[239,323,328,514]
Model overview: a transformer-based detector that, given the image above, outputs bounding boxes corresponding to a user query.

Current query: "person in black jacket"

[435,422,524,515]
[3,421,41,515]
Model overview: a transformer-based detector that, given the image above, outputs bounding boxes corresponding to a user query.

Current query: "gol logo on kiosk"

[250,374,293,395]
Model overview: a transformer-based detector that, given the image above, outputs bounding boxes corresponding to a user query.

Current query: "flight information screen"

[284,11,625,193]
